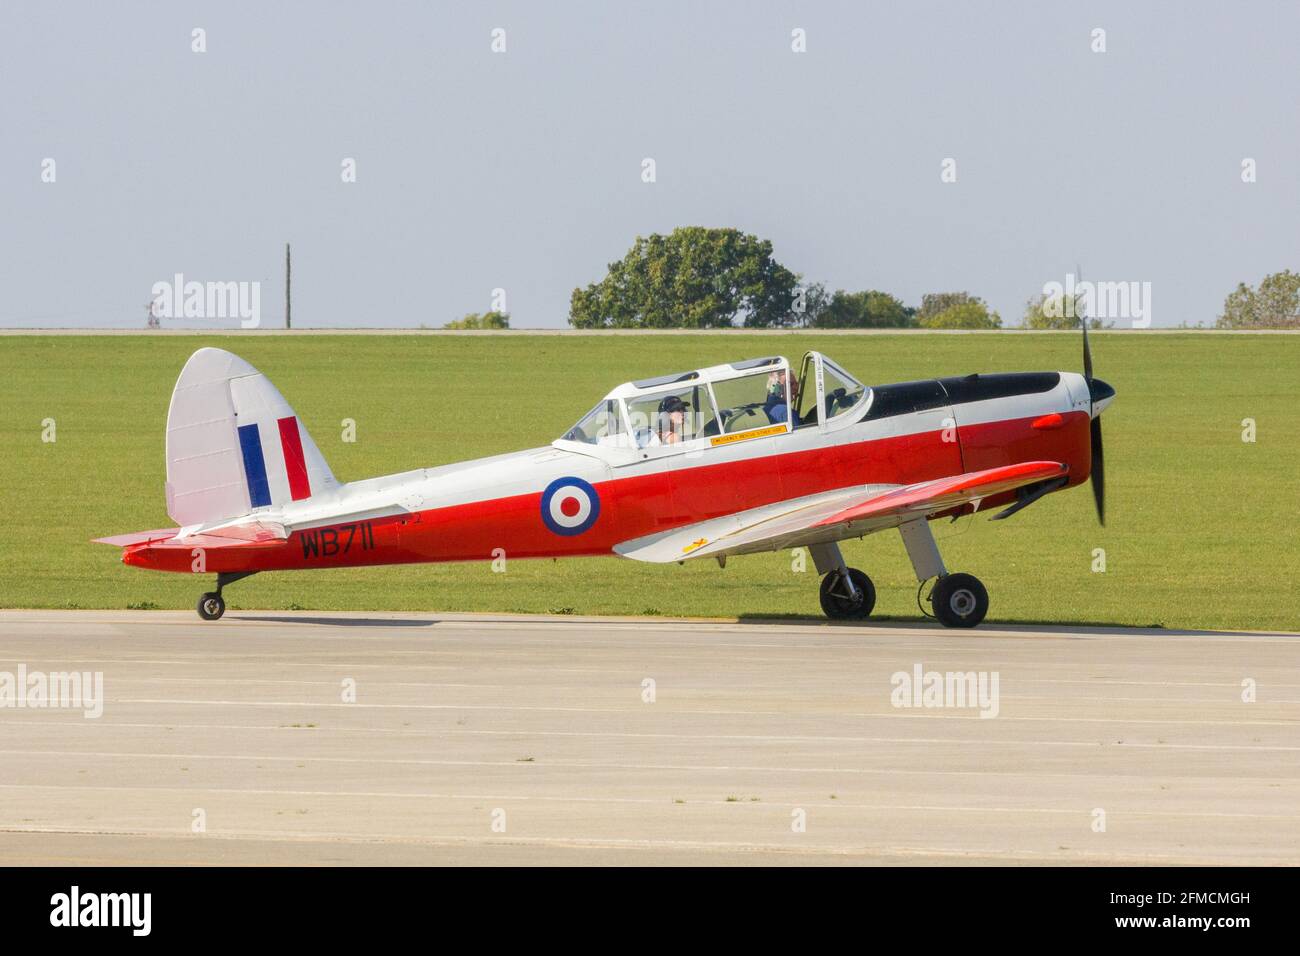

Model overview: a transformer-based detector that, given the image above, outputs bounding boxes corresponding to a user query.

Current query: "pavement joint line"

[5,749,1298,783]
[1,788,1294,820]
[0,824,1260,866]
[4,610,1299,640]
[12,721,1300,752]
[0,659,1297,690]
[103,698,1300,726]
[7,674,1296,705]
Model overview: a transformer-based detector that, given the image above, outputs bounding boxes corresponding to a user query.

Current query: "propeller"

[1078,283,1113,526]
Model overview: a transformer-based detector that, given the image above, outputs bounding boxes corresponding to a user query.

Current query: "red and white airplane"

[97,335,1114,627]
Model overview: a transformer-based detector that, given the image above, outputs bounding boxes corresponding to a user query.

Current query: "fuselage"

[123,370,1099,575]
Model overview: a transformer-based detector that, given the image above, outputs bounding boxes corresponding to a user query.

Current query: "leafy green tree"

[917,292,979,324]
[919,300,1002,329]
[1022,293,1102,329]
[1217,270,1300,329]
[568,228,802,328]
[812,289,913,328]
[444,311,510,329]
[789,281,831,328]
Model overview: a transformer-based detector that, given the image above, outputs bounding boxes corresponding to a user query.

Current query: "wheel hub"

[950,589,976,617]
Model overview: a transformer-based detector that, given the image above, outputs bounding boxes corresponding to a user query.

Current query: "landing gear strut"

[900,518,989,628]
[196,571,257,621]
[810,543,875,620]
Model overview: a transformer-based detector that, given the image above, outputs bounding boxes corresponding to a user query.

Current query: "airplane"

[96,332,1114,627]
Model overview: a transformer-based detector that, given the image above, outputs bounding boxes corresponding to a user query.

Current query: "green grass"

[1,333,1298,631]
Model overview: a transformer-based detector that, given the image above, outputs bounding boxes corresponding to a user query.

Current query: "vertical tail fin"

[165,348,337,526]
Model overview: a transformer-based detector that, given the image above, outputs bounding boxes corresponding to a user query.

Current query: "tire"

[819,568,876,620]
[930,573,988,628]
[197,592,225,621]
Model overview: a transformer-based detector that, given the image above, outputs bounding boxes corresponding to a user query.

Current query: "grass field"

[1,332,1297,630]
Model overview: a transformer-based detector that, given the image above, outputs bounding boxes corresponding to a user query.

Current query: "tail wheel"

[819,568,876,620]
[930,573,988,628]
[197,592,226,621]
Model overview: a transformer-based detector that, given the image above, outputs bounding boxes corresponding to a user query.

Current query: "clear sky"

[2,1,1297,329]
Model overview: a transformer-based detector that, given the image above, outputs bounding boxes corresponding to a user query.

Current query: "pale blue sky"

[2,0,1297,328]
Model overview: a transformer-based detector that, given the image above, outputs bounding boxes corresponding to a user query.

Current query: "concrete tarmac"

[1,610,1297,866]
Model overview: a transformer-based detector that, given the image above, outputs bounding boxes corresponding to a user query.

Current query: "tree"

[917,292,979,324]
[1022,292,1103,329]
[789,281,831,328]
[1217,270,1300,329]
[919,300,1002,329]
[444,311,510,330]
[812,289,913,328]
[568,228,802,328]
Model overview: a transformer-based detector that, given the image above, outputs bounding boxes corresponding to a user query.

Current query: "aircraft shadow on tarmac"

[735,614,1281,638]
[224,612,1283,639]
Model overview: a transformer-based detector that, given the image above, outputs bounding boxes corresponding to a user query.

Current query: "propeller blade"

[1078,266,1106,526]
[1082,316,1093,383]
[1090,416,1105,526]
[1077,264,1094,382]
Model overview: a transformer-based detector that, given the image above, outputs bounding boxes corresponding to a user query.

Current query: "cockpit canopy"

[558,353,867,453]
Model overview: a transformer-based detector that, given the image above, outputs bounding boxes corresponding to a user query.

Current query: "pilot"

[657,395,688,444]
[765,369,800,425]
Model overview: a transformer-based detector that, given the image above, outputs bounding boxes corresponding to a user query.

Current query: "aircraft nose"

[1088,377,1115,417]
[1088,378,1115,404]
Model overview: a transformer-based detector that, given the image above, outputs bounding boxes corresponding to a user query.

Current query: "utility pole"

[285,243,292,329]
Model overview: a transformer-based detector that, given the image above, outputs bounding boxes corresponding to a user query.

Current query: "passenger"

[657,394,688,444]
[765,368,800,425]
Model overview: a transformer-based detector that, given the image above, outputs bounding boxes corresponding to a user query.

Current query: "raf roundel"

[540,477,601,536]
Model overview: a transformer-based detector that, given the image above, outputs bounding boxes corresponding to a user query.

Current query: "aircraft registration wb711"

[97,333,1115,627]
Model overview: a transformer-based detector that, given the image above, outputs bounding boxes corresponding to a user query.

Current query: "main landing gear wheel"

[819,568,876,620]
[930,573,988,628]
[197,592,226,621]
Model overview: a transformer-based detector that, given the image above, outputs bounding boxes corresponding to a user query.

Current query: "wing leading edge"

[614,460,1068,564]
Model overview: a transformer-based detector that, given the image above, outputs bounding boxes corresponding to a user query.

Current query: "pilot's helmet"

[658,395,687,414]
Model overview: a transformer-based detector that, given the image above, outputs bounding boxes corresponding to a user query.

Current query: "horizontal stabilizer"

[93,528,179,547]
[128,531,285,552]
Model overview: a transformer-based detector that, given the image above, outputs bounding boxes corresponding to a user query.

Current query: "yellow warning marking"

[709,424,786,447]
[682,537,709,554]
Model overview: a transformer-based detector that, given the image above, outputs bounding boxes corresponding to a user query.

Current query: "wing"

[614,460,1068,563]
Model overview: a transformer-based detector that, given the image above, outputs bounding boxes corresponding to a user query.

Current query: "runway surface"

[1,610,1297,866]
